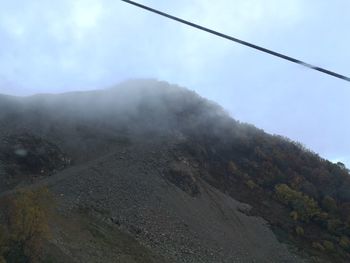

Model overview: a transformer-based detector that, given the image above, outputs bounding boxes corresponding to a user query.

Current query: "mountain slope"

[0,79,349,262]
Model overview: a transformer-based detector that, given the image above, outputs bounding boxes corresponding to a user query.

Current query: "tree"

[337,162,346,170]
[295,226,304,236]
[327,219,343,234]
[0,225,8,263]
[322,196,337,213]
[275,184,321,222]
[339,236,350,249]
[290,211,298,221]
[246,180,258,190]
[0,188,53,262]
[323,240,335,251]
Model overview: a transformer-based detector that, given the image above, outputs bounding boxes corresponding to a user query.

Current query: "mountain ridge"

[0,79,349,262]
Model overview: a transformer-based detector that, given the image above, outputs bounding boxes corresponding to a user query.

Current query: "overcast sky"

[0,0,349,167]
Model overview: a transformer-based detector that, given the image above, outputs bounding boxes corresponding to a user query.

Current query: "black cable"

[121,0,350,82]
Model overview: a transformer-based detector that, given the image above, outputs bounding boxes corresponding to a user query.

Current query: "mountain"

[0,79,349,263]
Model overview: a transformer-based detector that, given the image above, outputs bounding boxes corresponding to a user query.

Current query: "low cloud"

[0,0,304,94]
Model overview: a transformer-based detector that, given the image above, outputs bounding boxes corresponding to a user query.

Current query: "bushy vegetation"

[0,188,53,263]
[275,184,321,222]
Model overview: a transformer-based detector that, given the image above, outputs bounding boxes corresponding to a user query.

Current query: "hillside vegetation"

[177,118,350,261]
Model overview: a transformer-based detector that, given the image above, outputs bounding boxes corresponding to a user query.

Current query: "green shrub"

[322,196,337,213]
[339,236,350,249]
[327,219,342,234]
[312,242,325,251]
[295,226,304,236]
[246,180,258,190]
[322,240,334,251]
[227,161,238,174]
[290,211,298,221]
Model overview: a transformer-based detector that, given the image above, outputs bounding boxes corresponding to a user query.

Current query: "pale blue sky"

[0,0,349,167]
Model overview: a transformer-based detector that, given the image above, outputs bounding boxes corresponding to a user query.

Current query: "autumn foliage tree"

[0,225,7,263]
[275,184,321,222]
[0,188,53,263]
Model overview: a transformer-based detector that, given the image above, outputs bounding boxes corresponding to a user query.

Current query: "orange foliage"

[0,187,53,262]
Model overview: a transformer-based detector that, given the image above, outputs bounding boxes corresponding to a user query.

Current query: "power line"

[121,0,350,83]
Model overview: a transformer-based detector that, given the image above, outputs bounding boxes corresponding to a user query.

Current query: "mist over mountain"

[0,79,349,263]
